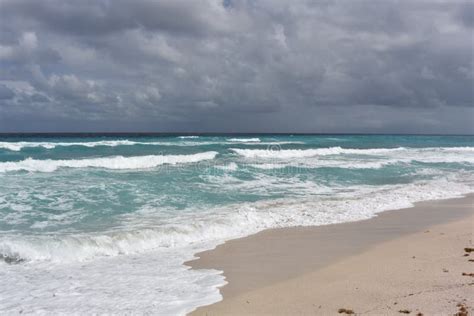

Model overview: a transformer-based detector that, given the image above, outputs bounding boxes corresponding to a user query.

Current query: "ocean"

[0,134,473,314]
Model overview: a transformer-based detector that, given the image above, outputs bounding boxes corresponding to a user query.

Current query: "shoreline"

[187,194,474,315]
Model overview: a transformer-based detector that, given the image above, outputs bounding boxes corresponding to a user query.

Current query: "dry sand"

[188,195,474,315]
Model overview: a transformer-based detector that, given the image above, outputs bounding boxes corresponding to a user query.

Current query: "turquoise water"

[0,134,473,314]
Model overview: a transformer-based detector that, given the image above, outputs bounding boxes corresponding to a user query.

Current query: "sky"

[0,0,472,134]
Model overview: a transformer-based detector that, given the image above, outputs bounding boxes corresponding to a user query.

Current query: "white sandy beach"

[189,195,474,315]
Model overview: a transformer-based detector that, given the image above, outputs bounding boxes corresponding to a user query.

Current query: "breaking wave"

[0,176,471,264]
[0,138,309,151]
[0,140,156,151]
[231,146,474,162]
[231,146,406,158]
[227,138,261,142]
[0,152,218,173]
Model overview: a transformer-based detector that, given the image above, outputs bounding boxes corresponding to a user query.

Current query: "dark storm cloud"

[0,84,14,100]
[0,0,472,133]
[456,1,474,27]
[0,0,228,36]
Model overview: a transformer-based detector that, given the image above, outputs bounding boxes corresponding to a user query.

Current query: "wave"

[232,146,474,170]
[247,158,407,170]
[0,152,218,173]
[442,147,474,152]
[0,140,218,151]
[0,140,146,151]
[215,162,238,171]
[1,176,471,264]
[248,160,403,170]
[227,138,261,142]
[0,140,216,151]
[231,146,474,160]
[231,146,406,158]
[0,138,310,151]
[243,141,305,146]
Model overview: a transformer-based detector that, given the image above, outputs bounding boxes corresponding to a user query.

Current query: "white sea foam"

[245,141,305,145]
[215,162,238,171]
[1,173,471,265]
[0,140,219,151]
[248,163,288,170]
[232,146,474,158]
[0,138,307,151]
[0,173,473,314]
[231,147,474,168]
[247,159,405,170]
[0,241,224,315]
[227,138,261,142]
[0,140,153,151]
[231,146,406,158]
[0,152,218,173]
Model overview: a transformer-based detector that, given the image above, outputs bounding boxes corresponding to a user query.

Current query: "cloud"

[0,0,233,37]
[456,1,474,27]
[0,84,15,100]
[0,0,472,133]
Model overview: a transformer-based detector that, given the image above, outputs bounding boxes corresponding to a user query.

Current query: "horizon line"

[0,132,473,137]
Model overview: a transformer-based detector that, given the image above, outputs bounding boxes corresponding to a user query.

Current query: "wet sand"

[188,195,474,315]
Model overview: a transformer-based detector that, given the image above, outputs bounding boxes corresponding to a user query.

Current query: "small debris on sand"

[416,313,423,316]
[461,272,474,277]
[398,310,411,314]
[443,268,449,273]
[338,308,355,314]
[455,303,468,316]
[468,259,474,262]
[464,248,474,253]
